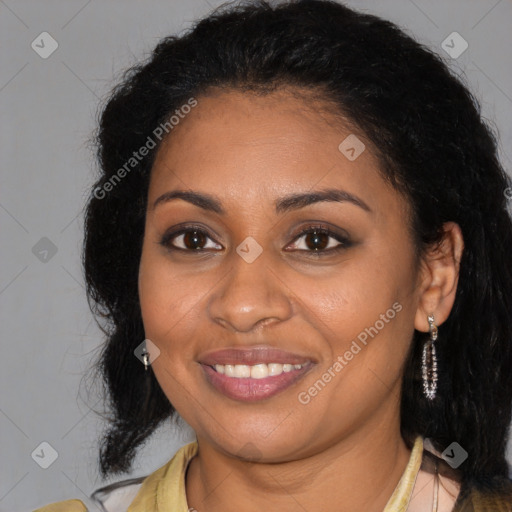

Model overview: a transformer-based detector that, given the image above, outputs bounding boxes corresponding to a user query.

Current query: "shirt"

[33,436,511,511]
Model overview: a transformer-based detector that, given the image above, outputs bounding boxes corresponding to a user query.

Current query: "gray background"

[1,0,511,510]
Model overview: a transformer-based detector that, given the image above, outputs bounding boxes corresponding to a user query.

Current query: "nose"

[207,248,293,333]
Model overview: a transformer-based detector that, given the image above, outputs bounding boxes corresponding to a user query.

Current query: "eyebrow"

[152,188,372,215]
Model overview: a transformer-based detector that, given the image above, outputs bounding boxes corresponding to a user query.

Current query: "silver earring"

[142,347,150,371]
[422,314,438,400]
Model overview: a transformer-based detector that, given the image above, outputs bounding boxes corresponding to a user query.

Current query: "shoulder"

[32,479,144,512]
[453,478,512,511]
[91,477,145,511]
[421,439,512,512]
[33,499,88,511]
[32,441,198,512]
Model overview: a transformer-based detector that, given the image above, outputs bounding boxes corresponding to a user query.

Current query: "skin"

[138,87,464,512]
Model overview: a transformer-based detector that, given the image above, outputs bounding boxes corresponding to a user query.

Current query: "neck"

[185,405,412,512]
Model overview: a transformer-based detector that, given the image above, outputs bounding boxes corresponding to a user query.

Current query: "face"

[138,87,422,462]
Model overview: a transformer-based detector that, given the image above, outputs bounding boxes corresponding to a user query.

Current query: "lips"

[201,361,315,402]
[197,345,316,402]
[198,345,314,366]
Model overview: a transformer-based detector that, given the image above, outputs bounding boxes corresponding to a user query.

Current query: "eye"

[286,224,352,254]
[159,223,352,254]
[160,226,222,252]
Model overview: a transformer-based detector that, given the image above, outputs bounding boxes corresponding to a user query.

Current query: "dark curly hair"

[83,0,512,497]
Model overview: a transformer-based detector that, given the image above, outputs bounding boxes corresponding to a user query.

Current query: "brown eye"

[183,231,207,250]
[287,226,352,254]
[303,231,330,251]
[160,227,222,252]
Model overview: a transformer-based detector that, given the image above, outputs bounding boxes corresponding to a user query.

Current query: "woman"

[35,0,512,510]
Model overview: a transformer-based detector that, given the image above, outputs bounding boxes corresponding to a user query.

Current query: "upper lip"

[198,345,314,366]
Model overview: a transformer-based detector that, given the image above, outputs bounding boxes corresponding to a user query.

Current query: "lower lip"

[201,363,314,402]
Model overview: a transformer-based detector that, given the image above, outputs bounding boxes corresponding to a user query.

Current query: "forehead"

[148,88,399,215]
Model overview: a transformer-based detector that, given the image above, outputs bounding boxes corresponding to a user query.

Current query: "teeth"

[213,362,306,379]
[224,364,236,377]
[251,364,268,379]
[268,363,282,376]
[234,364,251,378]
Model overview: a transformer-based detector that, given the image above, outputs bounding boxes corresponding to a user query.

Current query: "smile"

[200,361,314,402]
[212,362,307,378]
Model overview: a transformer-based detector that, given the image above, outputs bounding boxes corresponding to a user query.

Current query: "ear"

[414,222,464,332]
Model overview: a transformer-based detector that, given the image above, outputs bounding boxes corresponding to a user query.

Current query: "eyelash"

[159,223,352,255]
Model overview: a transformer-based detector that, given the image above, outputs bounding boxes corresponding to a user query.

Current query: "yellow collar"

[128,436,423,512]
[383,436,424,511]
[128,441,198,511]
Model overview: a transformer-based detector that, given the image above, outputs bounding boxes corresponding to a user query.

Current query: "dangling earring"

[142,347,150,371]
[422,314,438,400]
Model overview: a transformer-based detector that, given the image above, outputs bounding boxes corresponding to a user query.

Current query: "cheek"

[138,249,199,403]
[296,243,415,382]
[138,250,167,333]
[296,257,402,336]
[139,244,188,324]
[138,245,214,367]
[138,246,187,347]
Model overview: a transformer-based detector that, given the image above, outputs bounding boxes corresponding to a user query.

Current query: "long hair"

[83,0,512,492]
